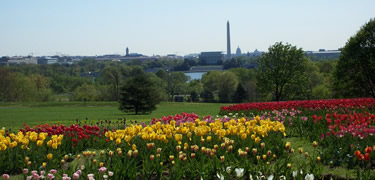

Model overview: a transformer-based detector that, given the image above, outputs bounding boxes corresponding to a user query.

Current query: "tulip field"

[1,98,375,179]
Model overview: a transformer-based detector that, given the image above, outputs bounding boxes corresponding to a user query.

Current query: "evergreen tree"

[119,74,161,114]
[233,83,248,103]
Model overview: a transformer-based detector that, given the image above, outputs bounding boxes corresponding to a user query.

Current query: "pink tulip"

[32,173,40,179]
[72,173,79,179]
[26,176,32,180]
[76,170,82,175]
[108,171,114,176]
[47,173,55,179]
[31,171,38,175]
[99,167,107,173]
[50,169,57,174]
[40,171,45,175]
[2,174,10,180]
[23,168,29,174]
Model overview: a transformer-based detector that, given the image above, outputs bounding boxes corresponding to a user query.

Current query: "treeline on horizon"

[0,57,338,103]
[1,17,375,103]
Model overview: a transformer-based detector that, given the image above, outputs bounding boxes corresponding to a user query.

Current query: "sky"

[1,0,374,57]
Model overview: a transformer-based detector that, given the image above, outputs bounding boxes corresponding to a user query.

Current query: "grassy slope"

[0,102,230,130]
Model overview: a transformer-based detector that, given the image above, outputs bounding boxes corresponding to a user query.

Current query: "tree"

[201,71,238,103]
[119,74,161,114]
[168,72,189,101]
[233,83,248,103]
[72,83,98,101]
[100,66,122,100]
[334,18,375,98]
[256,42,310,101]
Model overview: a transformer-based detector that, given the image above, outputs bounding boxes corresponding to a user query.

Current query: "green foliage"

[0,69,53,102]
[202,71,238,103]
[256,42,310,101]
[72,83,98,101]
[167,72,189,101]
[119,74,161,114]
[334,18,375,98]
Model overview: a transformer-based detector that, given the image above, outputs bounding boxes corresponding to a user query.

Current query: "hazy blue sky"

[1,0,374,56]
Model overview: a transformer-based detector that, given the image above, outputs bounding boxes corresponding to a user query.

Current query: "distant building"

[7,56,37,65]
[236,46,241,56]
[305,49,341,60]
[126,47,129,56]
[199,51,224,65]
[37,57,58,64]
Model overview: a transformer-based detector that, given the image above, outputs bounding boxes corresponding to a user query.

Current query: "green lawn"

[0,101,230,130]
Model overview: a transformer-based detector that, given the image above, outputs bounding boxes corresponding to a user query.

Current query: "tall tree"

[119,74,161,114]
[233,83,248,103]
[256,42,310,101]
[334,18,375,98]
[100,66,122,100]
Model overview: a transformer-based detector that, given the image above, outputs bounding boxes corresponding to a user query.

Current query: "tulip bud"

[108,151,113,157]
[191,153,196,159]
[194,145,199,152]
[285,142,291,150]
[262,154,267,160]
[229,140,234,145]
[169,155,175,161]
[157,148,162,154]
[287,163,292,168]
[156,154,160,158]
[267,150,272,156]
[313,141,318,148]
[260,142,265,149]
[176,145,181,152]
[150,155,155,161]
[127,150,132,158]
[252,148,257,155]
[290,149,295,154]
[171,161,175,165]
[227,145,233,152]
[256,155,260,160]
[133,149,138,157]
[304,152,309,157]
[298,148,303,154]
[220,156,225,162]
[317,156,321,162]
[214,144,219,150]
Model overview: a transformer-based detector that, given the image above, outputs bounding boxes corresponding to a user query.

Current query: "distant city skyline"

[1,0,374,57]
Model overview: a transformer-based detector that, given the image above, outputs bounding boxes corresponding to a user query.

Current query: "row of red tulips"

[219,98,375,114]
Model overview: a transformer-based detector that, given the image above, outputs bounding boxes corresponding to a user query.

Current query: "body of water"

[185,72,205,81]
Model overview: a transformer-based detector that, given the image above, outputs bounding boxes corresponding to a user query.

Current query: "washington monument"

[227,21,231,60]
